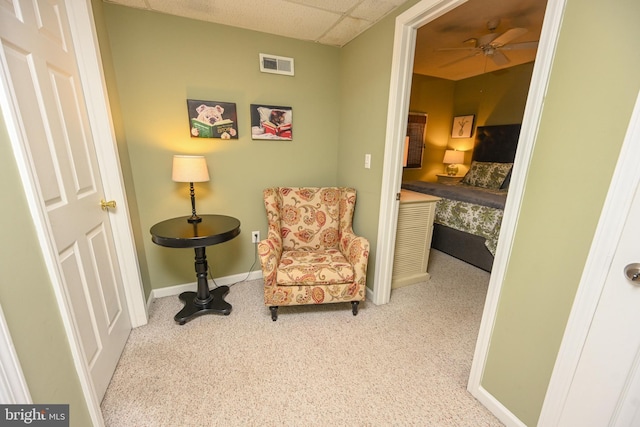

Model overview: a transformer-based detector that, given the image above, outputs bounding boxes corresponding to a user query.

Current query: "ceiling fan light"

[486,18,501,32]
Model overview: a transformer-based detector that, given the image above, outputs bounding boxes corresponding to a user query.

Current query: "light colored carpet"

[101,250,503,426]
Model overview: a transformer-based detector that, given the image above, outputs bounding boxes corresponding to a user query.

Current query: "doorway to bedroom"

[394,0,548,278]
[376,0,557,421]
[389,0,548,290]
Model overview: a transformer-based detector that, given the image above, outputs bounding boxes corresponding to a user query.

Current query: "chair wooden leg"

[351,301,359,316]
[269,306,279,321]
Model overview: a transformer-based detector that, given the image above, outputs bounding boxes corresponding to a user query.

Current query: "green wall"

[482,0,640,425]
[403,74,456,182]
[454,62,533,128]
[338,0,421,285]
[403,63,533,183]
[0,116,92,425]
[102,5,342,290]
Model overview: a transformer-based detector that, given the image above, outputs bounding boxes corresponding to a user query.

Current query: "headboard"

[471,124,521,163]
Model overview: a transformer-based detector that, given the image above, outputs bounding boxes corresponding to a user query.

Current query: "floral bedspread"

[402,181,508,255]
[434,198,503,255]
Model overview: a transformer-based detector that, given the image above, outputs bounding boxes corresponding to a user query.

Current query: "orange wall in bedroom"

[402,62,534,183]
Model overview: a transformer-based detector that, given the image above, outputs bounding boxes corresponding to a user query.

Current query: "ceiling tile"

[287,0,361,14]
[146,0,340,41]
[350,0,398,21]
[146,0,212,17]
[318,15,371,46]
[105,0,411,46]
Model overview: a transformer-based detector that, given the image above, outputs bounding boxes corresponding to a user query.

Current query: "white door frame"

[0,1,147,425]
[372,0,469,306]
[0,304,31,404]
[537,90,640,425]
[372,0,566,423]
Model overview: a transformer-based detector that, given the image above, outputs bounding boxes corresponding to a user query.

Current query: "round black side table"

[150,214,241,324]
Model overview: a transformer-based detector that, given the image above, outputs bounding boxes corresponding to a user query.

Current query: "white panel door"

[551,92,640,426]
[557,185,640,426]
[0,0,131,399]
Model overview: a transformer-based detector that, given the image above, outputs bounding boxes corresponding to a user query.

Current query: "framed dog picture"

[187,99,238,139]
[250,104,293,140]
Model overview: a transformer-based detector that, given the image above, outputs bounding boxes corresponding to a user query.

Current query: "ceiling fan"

[439,19,539,68]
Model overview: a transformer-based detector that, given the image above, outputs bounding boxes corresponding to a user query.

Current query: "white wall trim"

[474,385,527,427]
[372,0,468,305]
[0,305,31,404]
[537,90,640,426]
[375,0,567,423]
[366,285,375,303]
[149,270,263,302]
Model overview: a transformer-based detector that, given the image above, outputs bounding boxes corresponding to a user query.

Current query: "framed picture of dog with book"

[187,99,238,139]
[250,104,293,140]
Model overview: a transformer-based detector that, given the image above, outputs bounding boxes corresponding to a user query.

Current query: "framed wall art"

[187,99,238,139]
[451,114,474,138]
[250,104,292,140]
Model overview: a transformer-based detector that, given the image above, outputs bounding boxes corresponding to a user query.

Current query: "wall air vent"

[259,53,294,76]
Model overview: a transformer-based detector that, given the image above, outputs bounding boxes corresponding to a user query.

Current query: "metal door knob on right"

[624,263,640,284]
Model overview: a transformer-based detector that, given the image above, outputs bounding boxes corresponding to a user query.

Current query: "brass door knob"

[100,199,116,210]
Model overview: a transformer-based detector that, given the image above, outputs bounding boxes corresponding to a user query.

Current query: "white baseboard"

[366,285,375,303]
[470,384,526,427]
[149,273,374,309]
[0,305,31,404]
[147,270,263,307]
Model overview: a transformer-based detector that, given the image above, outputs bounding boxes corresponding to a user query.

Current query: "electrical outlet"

[251,231,260,243]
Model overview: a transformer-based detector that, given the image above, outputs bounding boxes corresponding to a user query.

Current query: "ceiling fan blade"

[478,32,500,47]
[491,27,528,47]
[501,41,539,51]
[491,50,510,66]
[439,51,480,68]
[437,47,479,52]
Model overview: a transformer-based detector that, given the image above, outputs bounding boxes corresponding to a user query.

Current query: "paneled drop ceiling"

[102,0,410,47]
[103,0,547,80]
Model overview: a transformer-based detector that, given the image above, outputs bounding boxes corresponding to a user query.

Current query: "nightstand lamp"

[172,155,210,223]
[443,149,464,176]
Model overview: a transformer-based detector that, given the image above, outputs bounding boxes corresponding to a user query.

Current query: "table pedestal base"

[150,215,241,325]
[174,286,231,325]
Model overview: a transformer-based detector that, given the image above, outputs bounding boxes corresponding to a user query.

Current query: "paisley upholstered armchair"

[258,187,369,321]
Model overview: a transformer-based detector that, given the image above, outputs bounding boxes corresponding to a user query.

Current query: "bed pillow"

[462,161,513,189]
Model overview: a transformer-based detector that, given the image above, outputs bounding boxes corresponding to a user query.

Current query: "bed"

[401,124,521,272]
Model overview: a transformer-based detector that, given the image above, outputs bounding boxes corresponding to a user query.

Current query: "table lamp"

[442,149,464,176]
[172,155,210,223]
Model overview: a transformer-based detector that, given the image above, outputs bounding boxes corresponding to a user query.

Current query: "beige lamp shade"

[172,155,210,183]
[442,149,464,165]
